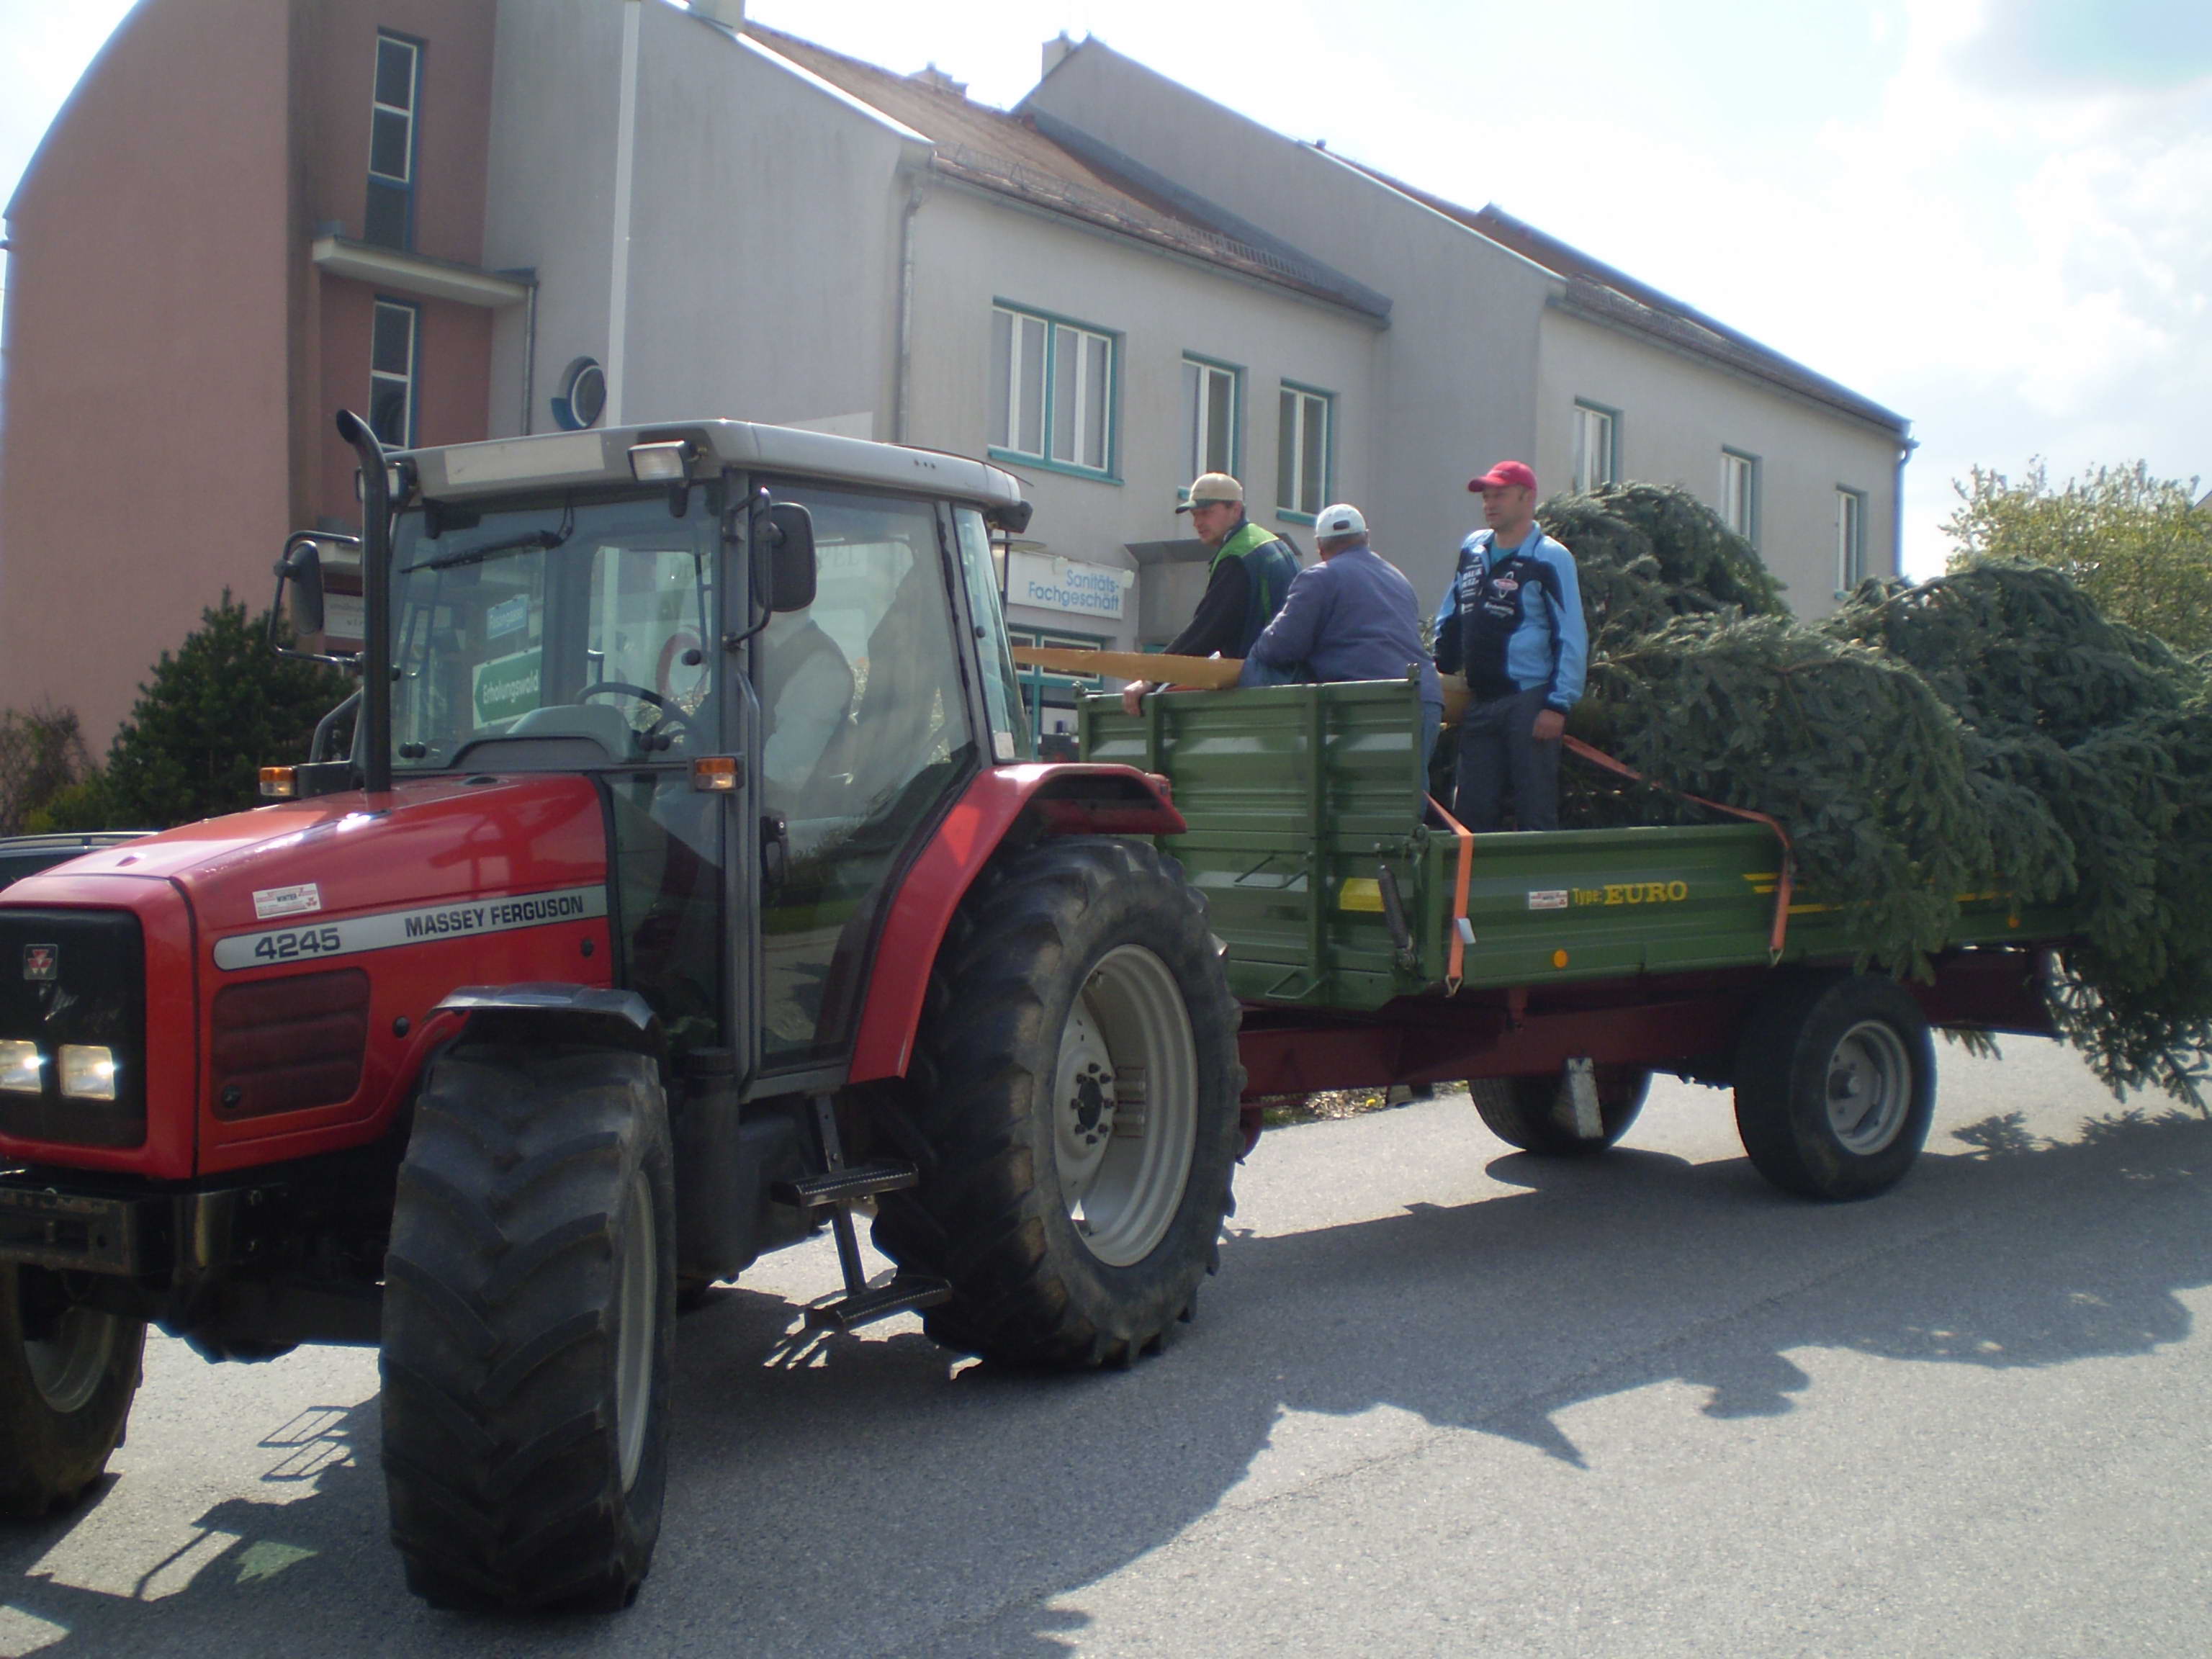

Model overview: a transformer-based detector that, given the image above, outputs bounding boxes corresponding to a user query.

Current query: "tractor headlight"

[0,1041,41,1094]
[58,1045,117,1101]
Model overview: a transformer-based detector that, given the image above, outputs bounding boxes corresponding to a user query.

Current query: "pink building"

[0,0,513,745]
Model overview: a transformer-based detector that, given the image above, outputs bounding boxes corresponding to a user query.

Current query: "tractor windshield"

[386,486,716,771]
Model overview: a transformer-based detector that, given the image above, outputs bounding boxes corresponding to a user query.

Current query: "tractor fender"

[848,764,1184,1082]
[433,984,665,1061]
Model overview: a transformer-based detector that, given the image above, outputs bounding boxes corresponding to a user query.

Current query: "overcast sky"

[4,0,2208,575]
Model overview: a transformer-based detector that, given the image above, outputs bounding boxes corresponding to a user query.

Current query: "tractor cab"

[282,420,1035,1079]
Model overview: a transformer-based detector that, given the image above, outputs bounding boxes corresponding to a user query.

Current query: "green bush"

[40,595,354,832]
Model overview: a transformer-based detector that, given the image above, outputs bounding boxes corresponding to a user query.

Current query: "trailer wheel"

[0,1267,145,1518]
[873,837,1242,1369]
[1733,972,1934,1200]
[382,1043,675,1612]
[1467,1066,1650,1156]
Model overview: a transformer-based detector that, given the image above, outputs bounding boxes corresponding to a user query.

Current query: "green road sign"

[473,648,542,725]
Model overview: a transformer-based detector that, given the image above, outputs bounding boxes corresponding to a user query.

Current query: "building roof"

[1341,160,1910,437]
[743,23,1389,322]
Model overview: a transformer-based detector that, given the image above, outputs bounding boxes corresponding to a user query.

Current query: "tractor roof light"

[628,441,695,484]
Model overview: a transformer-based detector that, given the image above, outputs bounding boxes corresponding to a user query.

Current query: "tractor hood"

[6,775,609,937]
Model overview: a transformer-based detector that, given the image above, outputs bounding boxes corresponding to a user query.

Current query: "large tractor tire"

[1733,971,1935,1200]
[0,1266,145,1518]
[1468,1064,1651,1156]
[381,1043,675,1612]
[873,837,1242,1369]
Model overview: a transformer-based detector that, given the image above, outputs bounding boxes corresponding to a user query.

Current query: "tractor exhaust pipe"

[334,410,395,797]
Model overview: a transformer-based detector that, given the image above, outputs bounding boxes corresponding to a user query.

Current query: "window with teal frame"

[1277,382,1333,521]
[989,303,1118,480]
[1182,354,1242,481]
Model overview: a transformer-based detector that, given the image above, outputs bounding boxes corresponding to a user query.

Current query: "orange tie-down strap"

[1562,734,1797,959]
[1423,793,1476,989]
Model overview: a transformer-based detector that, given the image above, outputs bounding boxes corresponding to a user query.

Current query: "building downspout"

[894,176,927,444]
[512,272,539,435]
[606,0,644,427]
[1893,431,1917,577]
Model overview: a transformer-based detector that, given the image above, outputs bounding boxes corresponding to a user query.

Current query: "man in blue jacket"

[1241,503,1444,763]
[1434,460,1587,830]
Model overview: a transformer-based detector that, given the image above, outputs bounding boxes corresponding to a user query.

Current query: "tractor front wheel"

[381,1043,675,1611]
[0,1266,144,1518]
[873,837,1242,1369]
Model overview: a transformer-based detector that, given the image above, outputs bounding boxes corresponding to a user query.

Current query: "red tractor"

[0,415,1243,1609]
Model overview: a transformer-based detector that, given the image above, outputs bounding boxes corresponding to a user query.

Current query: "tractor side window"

[752,483,979,1067]
[952,507,1030,763]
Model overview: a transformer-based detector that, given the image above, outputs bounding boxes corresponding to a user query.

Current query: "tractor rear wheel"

[1733,971,1934,1200]
[0,1266,144,1518]
[873,837,1242,1369]
[1468,1065,1650,1155]
[381,1043,675,1611]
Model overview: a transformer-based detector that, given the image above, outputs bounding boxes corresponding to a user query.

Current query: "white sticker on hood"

[253,883,323,920]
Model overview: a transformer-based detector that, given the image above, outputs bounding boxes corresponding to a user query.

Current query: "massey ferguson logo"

[22,945,56,982]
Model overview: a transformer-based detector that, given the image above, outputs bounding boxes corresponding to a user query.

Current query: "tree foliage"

[0,704,95,835]
[41,595,354,832]
[1943,460,2212,656]
[1547,481,2212,1110]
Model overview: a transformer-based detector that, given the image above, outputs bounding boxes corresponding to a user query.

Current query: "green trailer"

[1081,676,2073,1200]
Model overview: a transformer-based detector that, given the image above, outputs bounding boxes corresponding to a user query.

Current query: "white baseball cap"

[1314,503,1367,538]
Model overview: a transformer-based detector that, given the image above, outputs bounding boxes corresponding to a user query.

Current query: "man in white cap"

[1238,503,1444,763]
[1119,472,1301,714]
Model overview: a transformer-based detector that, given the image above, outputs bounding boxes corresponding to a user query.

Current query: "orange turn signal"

[691,755,739,793]
[259,767,298,800]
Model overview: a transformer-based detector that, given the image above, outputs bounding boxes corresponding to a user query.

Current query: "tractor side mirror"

[269,531,359,667]
[757,502,818,613]
[281,541,326,635]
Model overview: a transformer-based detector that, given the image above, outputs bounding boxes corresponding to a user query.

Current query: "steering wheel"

[580,680,699,751]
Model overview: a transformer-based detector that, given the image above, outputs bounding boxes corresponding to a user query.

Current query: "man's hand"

[1531,707,1566,743]
[1120,680,1152,716]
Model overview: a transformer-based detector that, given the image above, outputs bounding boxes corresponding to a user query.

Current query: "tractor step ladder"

[784,1093,950,1333]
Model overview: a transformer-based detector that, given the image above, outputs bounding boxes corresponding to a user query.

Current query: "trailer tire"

[0,1267,145,1519]
[1467,1066,1650,1155]
[872,837,1241,1369]
[1733,972,1934,1200]
[381,1043,675,1612]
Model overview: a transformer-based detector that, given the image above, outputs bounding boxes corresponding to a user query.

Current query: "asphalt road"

[0,1036,2205,1657]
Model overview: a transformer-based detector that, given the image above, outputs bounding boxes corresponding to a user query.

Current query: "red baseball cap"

[1469,460,1537,493]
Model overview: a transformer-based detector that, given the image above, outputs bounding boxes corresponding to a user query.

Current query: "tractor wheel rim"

[614,1169,655,1493]
[1826,1019,1912,1154]
[25,1305,118,1416]
[1051,945,1199,1268]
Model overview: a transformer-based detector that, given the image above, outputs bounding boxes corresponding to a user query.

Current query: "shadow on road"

[0,1106,2202,1656]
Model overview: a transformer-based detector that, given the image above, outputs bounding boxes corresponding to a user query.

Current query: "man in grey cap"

[1239,503,1444,763]
[1120,472,1301,714]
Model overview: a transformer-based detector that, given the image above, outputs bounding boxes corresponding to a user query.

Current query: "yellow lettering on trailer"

[1597,881,1691,907]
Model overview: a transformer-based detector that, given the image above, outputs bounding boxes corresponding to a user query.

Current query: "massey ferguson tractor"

[0,413,1243,1610]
